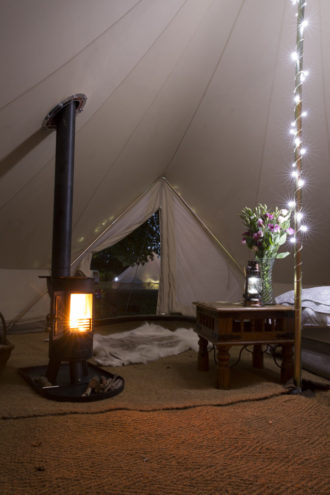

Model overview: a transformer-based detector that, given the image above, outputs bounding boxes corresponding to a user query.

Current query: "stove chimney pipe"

[52,100,75,277]
[43,94,87,277]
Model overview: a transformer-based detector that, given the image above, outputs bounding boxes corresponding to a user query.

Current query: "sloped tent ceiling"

[1,0,330,320]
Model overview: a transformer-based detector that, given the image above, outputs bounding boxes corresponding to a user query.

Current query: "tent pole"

[293,0,306,391]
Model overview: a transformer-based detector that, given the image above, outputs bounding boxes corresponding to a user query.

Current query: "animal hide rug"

[93,323,199,367]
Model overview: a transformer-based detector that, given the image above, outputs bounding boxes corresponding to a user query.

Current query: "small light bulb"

[290,129,296,135]
[298,178,305,188]
[301,147,307,155]
[295,137,301,146]
[300,225,308,232]
[291,51,299,62]
[291,121,296,127]
[290,237,297,244]
[300,70,309,83]
[300,20,308,34]
[292,162,296,168]
[288,200,296,208]
[294,95,301,104]
[301,111,308,117]
[296,212,304,221]
[291,170,298,178]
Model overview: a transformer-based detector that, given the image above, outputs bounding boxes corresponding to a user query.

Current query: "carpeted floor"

[0,330,309,418]
[1,394,330,495]
[1,325,330,494]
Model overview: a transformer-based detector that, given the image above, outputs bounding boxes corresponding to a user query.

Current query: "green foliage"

[91,211,160,281]
[240,204,294,260]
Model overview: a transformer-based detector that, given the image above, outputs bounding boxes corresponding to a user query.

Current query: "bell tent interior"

[0,1,330,493]
[2,0,330,324]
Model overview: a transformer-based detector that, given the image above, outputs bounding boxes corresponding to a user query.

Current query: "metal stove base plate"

[19,362,124,402]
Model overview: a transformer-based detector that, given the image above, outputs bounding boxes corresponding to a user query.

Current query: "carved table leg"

[216,345,231,389]
[197,335,209,371]
[281,343,294,383]
[253,344,264,369]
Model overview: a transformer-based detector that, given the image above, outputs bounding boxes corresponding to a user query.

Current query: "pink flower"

[287,227,295,235]
[257,218,264,226]
[241,239,247,244]
[266,213,274,220]
[273,224,280,232]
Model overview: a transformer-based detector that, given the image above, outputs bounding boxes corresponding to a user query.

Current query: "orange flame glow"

[69,293,93,332]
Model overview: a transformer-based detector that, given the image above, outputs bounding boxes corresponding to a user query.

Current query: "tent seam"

[70,0,211,231]
[0,0,189,213]
[0,0,145,111]
[163,0,245,175]
[254,0,288,204]
[161,178,244,275]
[318,0,330,169]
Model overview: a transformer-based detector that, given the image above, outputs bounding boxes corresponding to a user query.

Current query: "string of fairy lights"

[289,0,308,389]
[289,0,308,239]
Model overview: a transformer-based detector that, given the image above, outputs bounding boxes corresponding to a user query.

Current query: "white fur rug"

[93,323,199,367]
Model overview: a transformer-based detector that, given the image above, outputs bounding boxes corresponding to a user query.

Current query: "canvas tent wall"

[77,178,243,317]
[1,1,330,326]
[116,255,160,287]
[0,179,243,325]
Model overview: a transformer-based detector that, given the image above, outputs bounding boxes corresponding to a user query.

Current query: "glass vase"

[258,258,275,305]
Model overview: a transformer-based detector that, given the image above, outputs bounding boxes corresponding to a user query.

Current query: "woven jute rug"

[0,394,329,495]
[0,329,330,494]
[0,329,329,419]
[0,332,297,418]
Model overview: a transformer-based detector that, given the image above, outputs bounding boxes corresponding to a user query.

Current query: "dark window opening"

[91,211,160,318]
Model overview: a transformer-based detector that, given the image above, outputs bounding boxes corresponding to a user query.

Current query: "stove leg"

[46,357,61,384]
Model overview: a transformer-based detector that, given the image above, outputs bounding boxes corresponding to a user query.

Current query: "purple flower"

[266,213,274,220]
[287,227,295,235]
[268,223,274,231]
[273,224,280,233]
[257,218,264,226]
[241,239,247,244]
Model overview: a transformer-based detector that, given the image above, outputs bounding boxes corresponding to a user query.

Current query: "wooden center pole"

[293,0,306,391]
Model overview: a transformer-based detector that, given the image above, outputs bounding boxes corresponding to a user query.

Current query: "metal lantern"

[243,260,262,306]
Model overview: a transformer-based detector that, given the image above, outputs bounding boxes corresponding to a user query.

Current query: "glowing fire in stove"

[69,293,93,332]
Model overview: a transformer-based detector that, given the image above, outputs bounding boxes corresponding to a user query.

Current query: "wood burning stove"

[19,95,124,401]
[46,275,94,384]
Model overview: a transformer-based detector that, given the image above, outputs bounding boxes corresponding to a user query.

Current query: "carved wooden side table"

[194,302,295,389]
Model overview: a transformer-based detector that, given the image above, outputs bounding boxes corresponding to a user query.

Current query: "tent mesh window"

[91,211,160,319]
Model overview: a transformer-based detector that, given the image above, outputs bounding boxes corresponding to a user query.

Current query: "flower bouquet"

[240,204,294,304]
